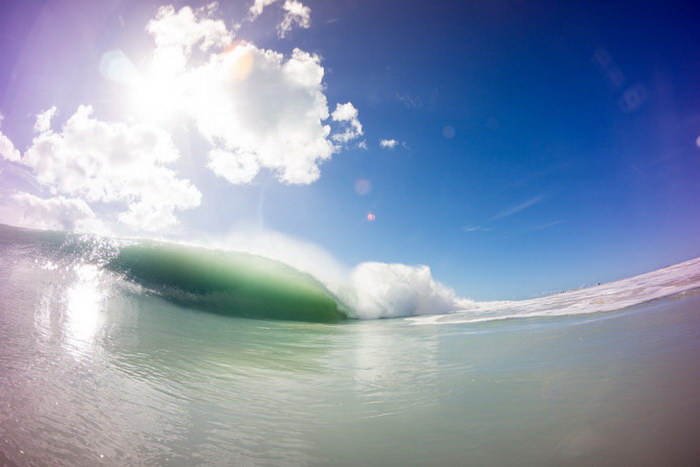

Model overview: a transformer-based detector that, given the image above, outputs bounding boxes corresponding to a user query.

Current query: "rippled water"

[1,231,700,465]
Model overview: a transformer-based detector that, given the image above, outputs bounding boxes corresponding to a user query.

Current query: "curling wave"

[106,242,349,323]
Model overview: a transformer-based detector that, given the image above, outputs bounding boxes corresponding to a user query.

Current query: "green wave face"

[106,242,348,323]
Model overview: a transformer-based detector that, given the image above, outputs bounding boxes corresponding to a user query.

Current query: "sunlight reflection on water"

[64,264,104,354]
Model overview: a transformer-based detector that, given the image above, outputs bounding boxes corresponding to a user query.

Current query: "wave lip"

[106,242,349,323]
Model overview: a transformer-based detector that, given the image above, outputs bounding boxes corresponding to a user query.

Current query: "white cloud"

[379,139,399,149]
[10,192,102,232]
[2,3,359,233]
[143,6,359,185]
[278,0,311,38]
[15,105,201,231]
[331,102,363,143]
[0,113,21,162]
[139,4,234,120]
[185,45,337,184]
[249,0,279,19]
[207,147,261,184]
[0,133,21,162]
[248,0,311,38]
[34,106,57,133]
[147,4,232,55]
[331,102,358,121]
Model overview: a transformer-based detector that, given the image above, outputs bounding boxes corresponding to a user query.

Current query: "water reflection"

[348,322,440,421]
[352,322,438,389]
[64,264,104,354]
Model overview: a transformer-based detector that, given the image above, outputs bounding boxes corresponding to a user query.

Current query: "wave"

[2,223,699,324]
[106,242,348,323]
[0,224,348,323]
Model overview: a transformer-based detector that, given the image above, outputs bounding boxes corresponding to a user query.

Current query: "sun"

[100,48,186,123]
[130,72,184,122]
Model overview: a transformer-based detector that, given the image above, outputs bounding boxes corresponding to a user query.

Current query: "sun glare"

[100,48,187,122]
[131,73,183,122]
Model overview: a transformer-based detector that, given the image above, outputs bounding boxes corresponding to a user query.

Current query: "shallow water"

[1,227,700,465]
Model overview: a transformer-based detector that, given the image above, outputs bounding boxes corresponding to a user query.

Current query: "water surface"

[1,226,699,465]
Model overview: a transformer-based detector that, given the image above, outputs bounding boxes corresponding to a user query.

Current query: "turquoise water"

[1,225,699,465]
[106,242,347,322]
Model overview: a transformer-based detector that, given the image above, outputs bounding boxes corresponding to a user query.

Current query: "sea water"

[1,224,699,465]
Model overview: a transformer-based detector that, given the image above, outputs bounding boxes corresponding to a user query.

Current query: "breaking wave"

[1,223,699,324]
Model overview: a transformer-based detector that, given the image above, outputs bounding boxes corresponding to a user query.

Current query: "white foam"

[408,257,700,325]
[338,262,474,319]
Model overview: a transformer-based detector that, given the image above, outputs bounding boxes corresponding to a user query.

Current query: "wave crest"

[340,262,473,319]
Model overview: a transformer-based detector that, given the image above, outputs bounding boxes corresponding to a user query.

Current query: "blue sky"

[1,0,699,300]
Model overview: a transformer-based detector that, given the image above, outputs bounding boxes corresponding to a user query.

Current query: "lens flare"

[225,41,255,81]
[354,178,371,195]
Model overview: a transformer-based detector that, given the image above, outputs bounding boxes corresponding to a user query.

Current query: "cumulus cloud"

[140,4,234,114]
[5,105,201,231]
[248,0,311,37]
[379,139,399,149]
[0,113,21,162]
[1,3,360,232]
[34,106,57,133]
[144,6,358,185]
[249,0,279,19]
[187,45,335,183]
[331,102,363,143]
[278,0,311,37]
[10,192,102,232]
[147,4,232,55]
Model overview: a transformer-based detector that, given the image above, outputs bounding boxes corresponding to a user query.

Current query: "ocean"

[1,223,699,465]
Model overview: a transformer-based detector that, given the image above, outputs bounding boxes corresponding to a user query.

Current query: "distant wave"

[408,257,700,325]
[2,223,699,324]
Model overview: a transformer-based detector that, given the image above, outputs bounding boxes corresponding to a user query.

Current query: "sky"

[0,0,699,301]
